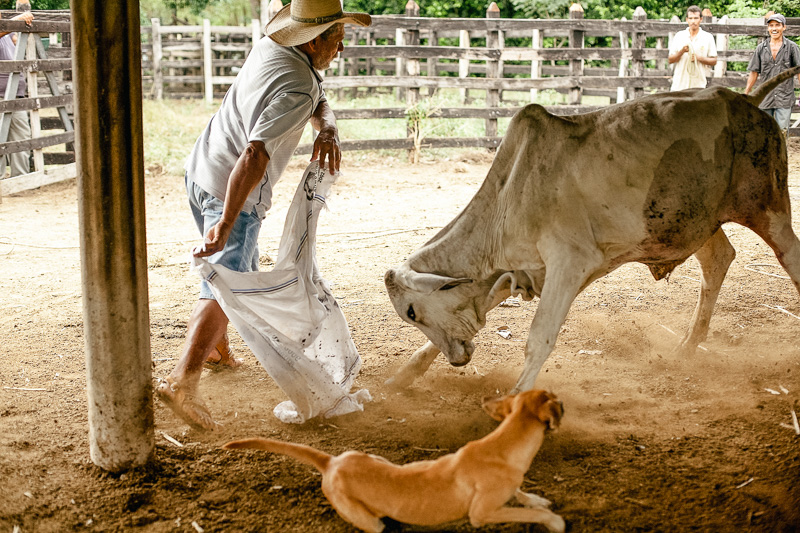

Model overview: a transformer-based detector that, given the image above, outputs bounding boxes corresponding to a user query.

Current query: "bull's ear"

[399,270,473,294]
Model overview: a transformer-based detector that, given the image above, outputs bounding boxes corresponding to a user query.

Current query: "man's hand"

[681,45,690,55]
[194,220,233,258]
[311,125,340,174]
[13,12,33,26]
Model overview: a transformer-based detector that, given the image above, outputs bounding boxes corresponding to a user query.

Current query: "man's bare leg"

[156,299,228,430]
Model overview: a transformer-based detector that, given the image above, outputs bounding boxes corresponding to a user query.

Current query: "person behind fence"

[744,13,800,135]
[668,5,717,91]
[155,0,371,431]
[0,3,34,178]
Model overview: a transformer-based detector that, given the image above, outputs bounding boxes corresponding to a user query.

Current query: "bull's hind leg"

[755,211,800,296]
[673,229,736,356]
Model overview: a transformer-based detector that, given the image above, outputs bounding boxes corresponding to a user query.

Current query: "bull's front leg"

[513,251,600,392]
[385,341,440,389]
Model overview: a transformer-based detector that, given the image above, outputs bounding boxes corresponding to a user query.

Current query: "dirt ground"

[1,139,800,533]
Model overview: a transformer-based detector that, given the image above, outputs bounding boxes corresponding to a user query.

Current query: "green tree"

[0,0,69,8]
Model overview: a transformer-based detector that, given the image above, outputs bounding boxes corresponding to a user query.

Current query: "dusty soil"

[1,141,799,533]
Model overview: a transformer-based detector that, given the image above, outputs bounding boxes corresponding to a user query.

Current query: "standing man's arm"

[668,44,690,64]
[193,140,270,258]
[744,71,759,95]
[0,11,33,40]
[310,99,340,173]
[744,47,762,95]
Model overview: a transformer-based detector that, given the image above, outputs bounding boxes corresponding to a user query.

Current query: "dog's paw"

[515,489,552,508]
[545,513,566,533]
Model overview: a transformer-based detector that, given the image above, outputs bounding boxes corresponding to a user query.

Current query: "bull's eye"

[407,305,416,322]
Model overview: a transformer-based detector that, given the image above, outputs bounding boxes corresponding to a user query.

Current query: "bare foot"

[155,377,221,430]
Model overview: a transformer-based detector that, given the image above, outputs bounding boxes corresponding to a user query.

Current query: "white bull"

[384,68,800,393]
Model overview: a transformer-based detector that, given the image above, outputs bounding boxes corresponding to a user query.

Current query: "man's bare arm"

[310,100,340,173]
[194,141,270,257]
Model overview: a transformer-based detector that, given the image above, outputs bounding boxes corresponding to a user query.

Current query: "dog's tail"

[222,437,331,473]
[748,66,800,106]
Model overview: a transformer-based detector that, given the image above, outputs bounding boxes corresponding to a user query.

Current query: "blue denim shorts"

[762,107,792,133]
[186,175,263,300]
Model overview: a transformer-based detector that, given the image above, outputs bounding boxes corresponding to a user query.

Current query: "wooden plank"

[157,25,204,34]
[341,45,501,61]
[43,151,75,165]
[0,131,74,156]
[210,44,250,52]
[0,94,72,113]
[151,18,163,99]
[321,75,670,90]
[0,59,72,73]
[27,35,44,173]
[0,162,76,196]
[0,20,70,33]
[203,19,212,104]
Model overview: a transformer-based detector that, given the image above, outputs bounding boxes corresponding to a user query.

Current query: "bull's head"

[384,266,518,367]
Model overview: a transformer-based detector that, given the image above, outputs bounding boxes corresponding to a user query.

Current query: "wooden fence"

[0,10,73,199]
[141,5,800,152]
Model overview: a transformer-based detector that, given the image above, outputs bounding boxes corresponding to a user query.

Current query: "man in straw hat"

[156,0,371,430]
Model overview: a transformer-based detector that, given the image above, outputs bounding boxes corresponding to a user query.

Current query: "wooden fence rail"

[141,7,799,154]
[0,10,74,199]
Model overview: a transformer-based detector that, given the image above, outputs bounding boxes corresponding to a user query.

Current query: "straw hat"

[266,0,371,46]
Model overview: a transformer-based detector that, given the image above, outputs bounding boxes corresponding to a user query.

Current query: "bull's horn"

[396,269,473,294]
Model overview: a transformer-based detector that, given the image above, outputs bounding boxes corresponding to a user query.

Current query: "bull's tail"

[222,437,332,473]
[748,65,800,106]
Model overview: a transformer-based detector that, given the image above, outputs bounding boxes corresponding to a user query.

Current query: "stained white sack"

[192,162,371,424]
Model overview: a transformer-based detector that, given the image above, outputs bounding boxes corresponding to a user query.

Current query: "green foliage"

[0,0,69,8]
[140,0,257,25]
[767,0,800,16]
[344,0,516,18]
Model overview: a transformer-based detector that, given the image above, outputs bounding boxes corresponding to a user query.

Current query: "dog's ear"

[536,396,564,430]
[482,395,512,421]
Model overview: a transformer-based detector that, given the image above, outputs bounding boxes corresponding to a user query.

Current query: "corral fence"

[140,4,800,156]
[0,7,793,195]
[0,10,73,200]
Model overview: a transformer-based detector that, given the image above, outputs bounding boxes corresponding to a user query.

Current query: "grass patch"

[142,88,604,172]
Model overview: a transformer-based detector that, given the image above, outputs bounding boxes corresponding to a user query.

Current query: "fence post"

[151,18,163,100]
[656,37,666,73]
[251,18,261,51]
[459,29,470,103]
[531,28,542,103]
[617,17,628,103]
[631,6,646,100]
[568,3,584,105]
[405,0,420,107]
[395,27,405,100]
[26,32,43,173]
[715,15,728,79]
[203,19,213,104]
[485,2,500,138]
[428,29,438,78]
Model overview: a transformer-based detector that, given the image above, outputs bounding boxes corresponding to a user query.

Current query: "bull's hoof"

[669,342,699,358]
[384,370,418,390]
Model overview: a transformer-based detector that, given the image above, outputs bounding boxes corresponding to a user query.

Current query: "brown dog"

[223,389,565,532]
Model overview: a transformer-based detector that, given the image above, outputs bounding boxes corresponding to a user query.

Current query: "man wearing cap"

[156,0,371,430]
[668,5,718,91]
[745,13,800,134]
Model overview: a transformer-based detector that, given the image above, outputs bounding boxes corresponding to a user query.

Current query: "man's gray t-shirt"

[748,37,800,109]
[185,37,326,217]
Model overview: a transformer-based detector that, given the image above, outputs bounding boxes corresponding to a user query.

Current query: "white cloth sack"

[192,162,370,423]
